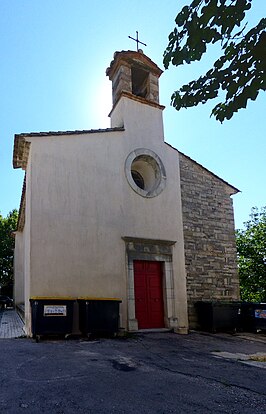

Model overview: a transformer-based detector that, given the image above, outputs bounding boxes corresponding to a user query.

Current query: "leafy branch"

[164,0,266,122]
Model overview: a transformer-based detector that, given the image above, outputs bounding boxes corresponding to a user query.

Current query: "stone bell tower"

[106,50,165,131]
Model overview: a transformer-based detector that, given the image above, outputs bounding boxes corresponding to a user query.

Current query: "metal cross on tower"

[128,31,147,51]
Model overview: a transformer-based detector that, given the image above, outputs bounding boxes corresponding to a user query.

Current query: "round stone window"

[125,148,166,198]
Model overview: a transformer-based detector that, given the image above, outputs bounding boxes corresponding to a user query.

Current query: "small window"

[125,148,167,198]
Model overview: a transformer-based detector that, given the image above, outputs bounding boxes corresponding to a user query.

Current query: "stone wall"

[179,152,240,328]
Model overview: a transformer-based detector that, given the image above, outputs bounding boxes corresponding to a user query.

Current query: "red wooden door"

[134,260,164,329]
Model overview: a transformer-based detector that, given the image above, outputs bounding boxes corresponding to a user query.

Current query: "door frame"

[122,237,177,331]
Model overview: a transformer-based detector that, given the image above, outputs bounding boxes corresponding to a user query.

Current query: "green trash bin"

[30,297,75,341]
[195,301,242,333]
[78,298,121,337]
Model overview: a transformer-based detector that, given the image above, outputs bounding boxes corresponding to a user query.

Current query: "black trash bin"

[78,298,121,337]
[241,302,266,332]
[30,297,75,341]
[195,301,242,333]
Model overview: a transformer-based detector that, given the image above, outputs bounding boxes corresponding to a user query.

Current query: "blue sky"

[0,0,265,229]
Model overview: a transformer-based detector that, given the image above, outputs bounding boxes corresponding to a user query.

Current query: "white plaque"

[43,305,67,316]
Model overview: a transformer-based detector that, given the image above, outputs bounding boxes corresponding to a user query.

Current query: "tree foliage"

[236,207,266,302]
[0,210,18,291]
[163,0,266,122]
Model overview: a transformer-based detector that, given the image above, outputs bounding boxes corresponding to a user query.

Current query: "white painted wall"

[13,231,24,304]
[20,97,188,334]
[24,157,32,331]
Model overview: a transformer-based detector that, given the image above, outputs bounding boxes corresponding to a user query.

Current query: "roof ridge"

[15,126,125,138]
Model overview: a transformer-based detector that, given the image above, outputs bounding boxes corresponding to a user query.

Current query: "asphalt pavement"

[0,316,265,414]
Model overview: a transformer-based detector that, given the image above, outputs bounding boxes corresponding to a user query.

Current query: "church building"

[13,50,240,336]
